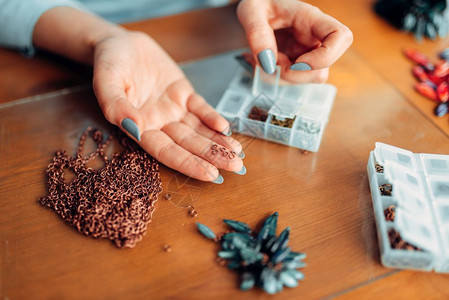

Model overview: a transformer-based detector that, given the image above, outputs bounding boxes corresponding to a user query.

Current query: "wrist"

[83,22,127,54]
[33,6,128,64]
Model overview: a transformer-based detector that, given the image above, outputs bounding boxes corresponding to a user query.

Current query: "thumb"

[237,1,278,74]
[93,79,144,142]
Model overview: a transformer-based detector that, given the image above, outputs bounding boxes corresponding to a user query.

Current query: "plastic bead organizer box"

[215,65,337,152]
[367,142,449,272]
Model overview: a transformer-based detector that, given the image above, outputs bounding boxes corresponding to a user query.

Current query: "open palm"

[92,32,244,182]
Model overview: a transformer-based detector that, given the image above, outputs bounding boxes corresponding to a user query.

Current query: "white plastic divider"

[268,97,303,121]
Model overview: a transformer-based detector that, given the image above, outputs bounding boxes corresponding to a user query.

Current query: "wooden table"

[1,1,449,299]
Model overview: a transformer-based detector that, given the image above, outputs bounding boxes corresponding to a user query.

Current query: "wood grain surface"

[1,1,449,299]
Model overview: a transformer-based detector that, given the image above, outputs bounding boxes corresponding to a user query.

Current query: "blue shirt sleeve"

[0,0,87,56]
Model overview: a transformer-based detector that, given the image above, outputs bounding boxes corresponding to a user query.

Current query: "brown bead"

[384,205,396,221]
[388,229,421,252]
[379,184,393,196]
[375,163,384,173]
[164,194,172,200]
[270,116,295,128]
[214,232,225,243]
[189,210,198,218]
[163,245,172,253]
[187,205,198,217]
[248,106,268,122]
[216,257,226,266]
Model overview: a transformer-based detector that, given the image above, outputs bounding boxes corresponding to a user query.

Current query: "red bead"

[433,61,449,78]
[404,48,433,70]
[427,74,444,86]
[437,82,449,102]
[412,65,430,82]
[414,82,437,101]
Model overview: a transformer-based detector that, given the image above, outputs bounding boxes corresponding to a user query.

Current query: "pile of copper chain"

[39,127,162,248]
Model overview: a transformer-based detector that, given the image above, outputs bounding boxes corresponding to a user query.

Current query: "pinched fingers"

[291,10,353,70]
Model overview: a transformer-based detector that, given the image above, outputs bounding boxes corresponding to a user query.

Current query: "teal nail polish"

[257,49,276,74]
[121,118,141,141]
[290,62,312,71]
[211,174,224,184]
[239,151,245,159]
[221,128,232,136]
[233,165,246,175]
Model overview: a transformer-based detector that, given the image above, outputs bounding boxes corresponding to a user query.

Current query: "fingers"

[277,53,329,83]
[282,67,329,84]
[238,0,352,76]
[181,112,243,154]
[140,130,220,182]
[291,10,353,70]
[237,0,278,74]
[162,122,244,173]
[186,93,231,135]
[93,68,144,141]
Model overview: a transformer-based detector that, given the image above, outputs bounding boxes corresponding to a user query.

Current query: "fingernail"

[239,151,245,159]
[233,165,246,175]
[121,118,141,141]
[290,62,312,71]
[235,55,254,73]
[257,49,276,74]
[221,128,232,136]
[211,174,224,184]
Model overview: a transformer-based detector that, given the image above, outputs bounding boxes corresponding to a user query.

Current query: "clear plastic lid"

[420,153,449,177]
[393,182,431,219]
[383,160,425,194]
[395,208,439,254]
[374,142,416,168]
[252,65,280,100]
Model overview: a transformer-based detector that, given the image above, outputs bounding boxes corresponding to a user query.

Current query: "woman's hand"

[93,32,245,183]
[237,0,353,83]
[33,7,244,183]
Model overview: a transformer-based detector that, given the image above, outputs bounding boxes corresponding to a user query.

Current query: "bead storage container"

[215,65,337,152]
[367,142,449,272]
